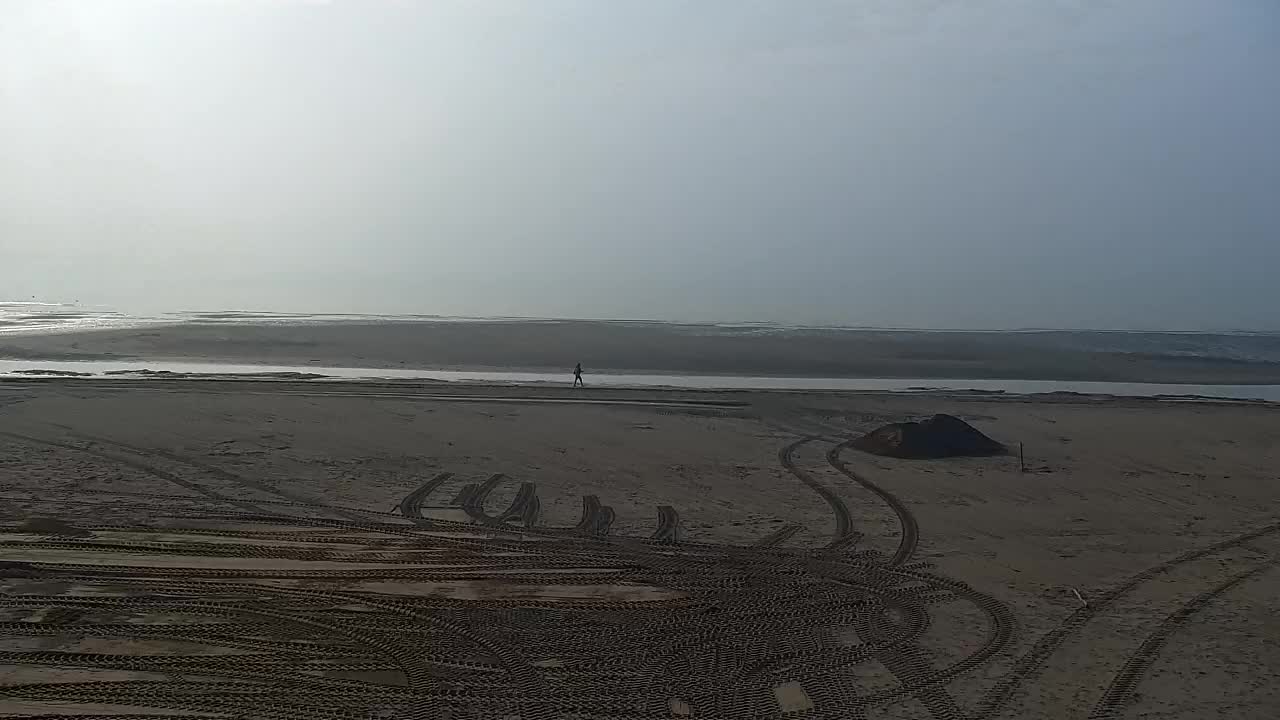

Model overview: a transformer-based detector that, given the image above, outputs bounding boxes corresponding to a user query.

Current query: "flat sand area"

[0,379,1276,718]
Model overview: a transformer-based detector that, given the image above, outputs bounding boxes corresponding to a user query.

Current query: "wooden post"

[1019,442,1026,473]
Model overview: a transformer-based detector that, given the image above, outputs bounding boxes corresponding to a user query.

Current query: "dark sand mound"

[852,414,1005,459]
[17,517,92,537]
[11,369,93,377]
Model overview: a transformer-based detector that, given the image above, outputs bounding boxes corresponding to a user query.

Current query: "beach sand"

[0,378,1276,718]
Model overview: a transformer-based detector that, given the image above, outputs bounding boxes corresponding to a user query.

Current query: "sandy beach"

[0,377,1276,718]
[6,0,1277,716]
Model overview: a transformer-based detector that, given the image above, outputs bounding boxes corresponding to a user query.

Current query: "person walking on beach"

[573,363,584,388]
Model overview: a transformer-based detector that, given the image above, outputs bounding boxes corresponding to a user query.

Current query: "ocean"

[3,301,1280,400]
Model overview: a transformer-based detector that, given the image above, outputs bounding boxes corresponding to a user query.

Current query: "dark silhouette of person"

[573,363,584,388]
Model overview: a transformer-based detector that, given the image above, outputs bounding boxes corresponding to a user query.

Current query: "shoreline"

[7,353,1280,385]
[4,319,1280,386]
[2,361,1280,399]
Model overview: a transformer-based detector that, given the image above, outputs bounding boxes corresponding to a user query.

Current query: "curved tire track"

[0,507,1013,718]
[856,604,965,720]
[460,473,507,519]
[978,520,1280,718]
[573,495,615,536]
[827,440,919,565]
[651,506,681,544]
[754,524,802,548]
[67,432,371,521]
[520,490,541,528]
[1088,562,1275,720]
[0,431,263,513]
[397,472,453,521]
[463,478,539,528]
[779,437,854,546]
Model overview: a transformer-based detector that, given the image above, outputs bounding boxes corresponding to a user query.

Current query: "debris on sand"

[10,369,93,377]
[103,369,328,380]
[0,561,38,578]
[17,517,93,537]
[852,414,1005,459]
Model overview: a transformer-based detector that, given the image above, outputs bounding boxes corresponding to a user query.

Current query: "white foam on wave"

[0,302,163,335]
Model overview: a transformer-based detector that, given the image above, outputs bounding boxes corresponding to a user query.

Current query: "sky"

[1,0,1277,330]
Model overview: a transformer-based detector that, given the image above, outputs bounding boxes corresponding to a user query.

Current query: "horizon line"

[6,301,1279,336]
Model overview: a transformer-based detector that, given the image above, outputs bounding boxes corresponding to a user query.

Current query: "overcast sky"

[2,1,1277,329]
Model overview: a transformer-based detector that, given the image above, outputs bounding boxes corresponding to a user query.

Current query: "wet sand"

[5,320,1280,383]
[0,379,1276,718]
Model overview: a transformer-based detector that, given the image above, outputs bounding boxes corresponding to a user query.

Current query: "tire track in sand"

[397,472,453,521]
[1087,562,1275,720]
[68,432,374,522]
[827,440,919,565]
[1,431,264,513]
[815,436,958,720]
[778,437,854,546]
[977,520,1280,719]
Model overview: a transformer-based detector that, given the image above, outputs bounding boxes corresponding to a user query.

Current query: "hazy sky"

[2,1,1277,329]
